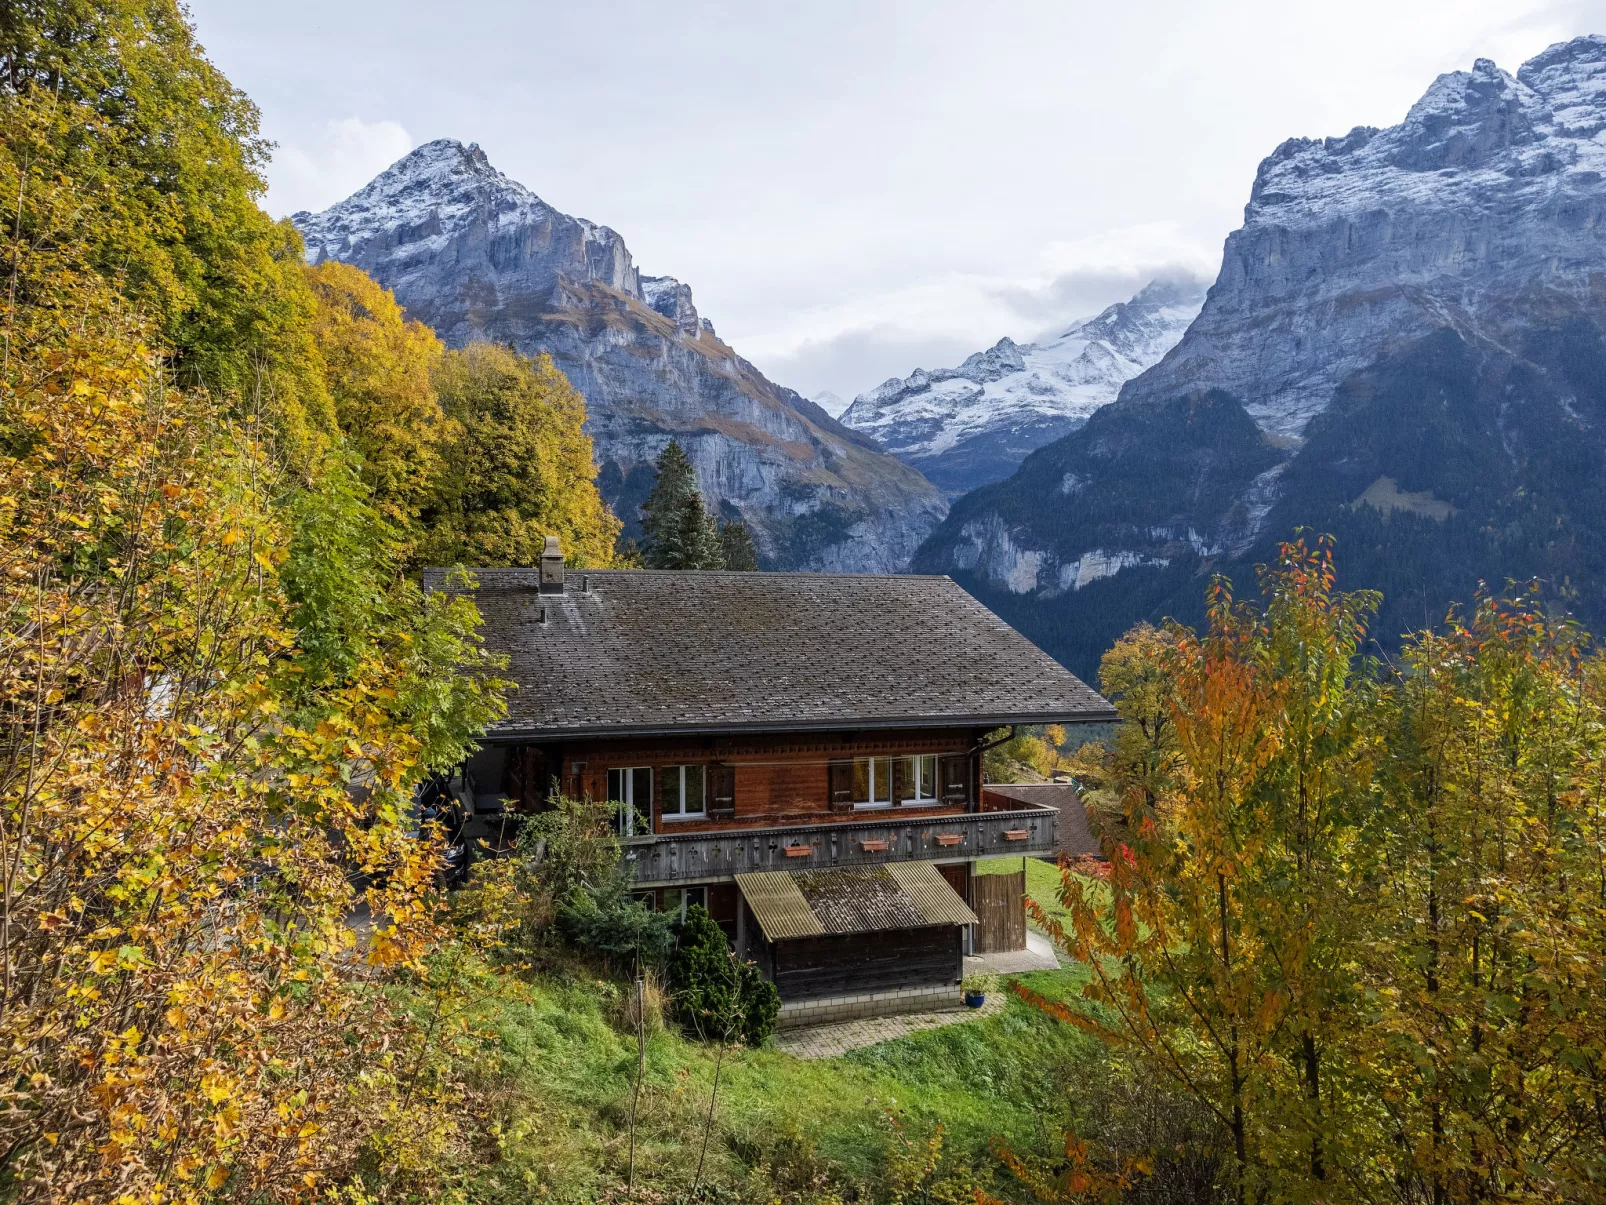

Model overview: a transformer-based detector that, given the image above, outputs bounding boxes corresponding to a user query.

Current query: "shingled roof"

[424,567,1114,739]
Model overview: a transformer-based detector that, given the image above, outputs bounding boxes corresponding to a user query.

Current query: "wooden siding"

[521,728,986,831]
[768,926,962,1001]
[973,870,1027,953]
[625,805,1056,886]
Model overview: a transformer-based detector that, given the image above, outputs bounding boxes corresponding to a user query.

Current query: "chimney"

[538,535,565,594]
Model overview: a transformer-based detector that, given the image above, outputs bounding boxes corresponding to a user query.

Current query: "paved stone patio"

[773,932,1066,1060]
[964,928,1062,976]
[774,994,1007,1059]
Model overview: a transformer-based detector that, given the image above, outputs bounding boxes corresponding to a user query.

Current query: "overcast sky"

[188,0,1605,407]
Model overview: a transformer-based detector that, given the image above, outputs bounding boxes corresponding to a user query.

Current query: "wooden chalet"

[425,539,1115,1025]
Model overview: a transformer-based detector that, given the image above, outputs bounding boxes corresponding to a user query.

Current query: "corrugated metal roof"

[421,568,1114,738]
[736,863,978,941]
[733,872,824,940]
[886,861,982,927]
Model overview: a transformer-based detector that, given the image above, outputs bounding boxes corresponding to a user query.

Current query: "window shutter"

[657,766,675,817]
[828,761,854,813]
[939,755,970,805]
[708,762,736,818]
[891,757,908,806]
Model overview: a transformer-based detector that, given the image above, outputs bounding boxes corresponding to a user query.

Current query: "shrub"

[667,906,780,1045]
[555,872,676,967]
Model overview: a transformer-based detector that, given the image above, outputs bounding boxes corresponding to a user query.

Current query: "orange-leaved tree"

[1016,537,1381,1203]
[1013,543,1606,1204]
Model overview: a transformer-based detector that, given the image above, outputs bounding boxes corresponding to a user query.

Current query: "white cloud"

[263,117,413,217]
[187,0,1606,398]
[738,223,1221,398]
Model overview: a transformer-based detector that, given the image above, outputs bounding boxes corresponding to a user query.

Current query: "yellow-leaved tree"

[0,5,508,1200]
[304,260,447,526]
[420,341,620,568]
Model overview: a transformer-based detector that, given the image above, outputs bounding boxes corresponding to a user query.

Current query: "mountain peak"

[1119,32,1606,443]
[295,138,550,267]
[840,278,1201,497]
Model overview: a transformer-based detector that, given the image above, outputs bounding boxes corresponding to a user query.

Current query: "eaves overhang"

[480,707,1119,744]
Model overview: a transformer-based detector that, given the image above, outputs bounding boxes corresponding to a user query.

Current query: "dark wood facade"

[751,924,963,1002]
[432,563,1116,1008]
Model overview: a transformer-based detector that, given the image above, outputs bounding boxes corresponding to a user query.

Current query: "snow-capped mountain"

[840,279,1204,497]
[811,391,850,418]
[295,140,945,572]
[917,35,1606,678]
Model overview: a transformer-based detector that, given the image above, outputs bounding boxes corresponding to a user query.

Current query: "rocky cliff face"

[840,279,1203,497]
[294,140,946,571]
[916,36,1606,678]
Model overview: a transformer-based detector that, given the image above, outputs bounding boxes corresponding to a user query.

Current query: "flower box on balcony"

[784,843,813,858]
[1002,829,1030,841]
[859,839,889,852]
[935,833,964,847]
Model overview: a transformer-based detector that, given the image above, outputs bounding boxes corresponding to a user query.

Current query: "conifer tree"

[718,519,759,570]
[640,440,724,569]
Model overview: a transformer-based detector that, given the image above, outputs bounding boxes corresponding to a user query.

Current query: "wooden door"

[972,870,1026,953]
[937,861,970,902]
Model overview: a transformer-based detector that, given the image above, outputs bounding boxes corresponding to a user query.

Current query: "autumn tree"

[1020,539,1380,1201]
[304,260,446,525]
[1020,540,1606,1204]
[0,0,335,461]
[420,341,620,568]
[1359,594,1606,1202]
[0,5,509,1199]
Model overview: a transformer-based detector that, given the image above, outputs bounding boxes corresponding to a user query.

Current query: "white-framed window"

[853,755,941,808]
[853,757,893,808]
[906,755,938,804]
[663,885,707,921]
[661,764,706,820]
[607,766,653,836]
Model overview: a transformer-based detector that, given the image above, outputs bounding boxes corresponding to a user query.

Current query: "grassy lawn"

[468,959,1103,1202]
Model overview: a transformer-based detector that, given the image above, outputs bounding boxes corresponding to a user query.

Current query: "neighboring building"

[980,783,1104,862]
[425,539,1114,1025]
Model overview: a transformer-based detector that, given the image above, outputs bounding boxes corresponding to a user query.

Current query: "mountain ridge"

[295,140,946,572]
[916,34,1606,678]
[840,278,1204,497]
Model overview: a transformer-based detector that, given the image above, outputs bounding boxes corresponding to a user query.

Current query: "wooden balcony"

[622,803,1058,886]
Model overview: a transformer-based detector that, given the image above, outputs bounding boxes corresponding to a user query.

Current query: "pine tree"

[718,520,759,570]
[641,440,725,569]
[675,490,725,570]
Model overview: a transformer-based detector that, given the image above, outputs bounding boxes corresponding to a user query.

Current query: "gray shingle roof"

[425,568,1114,739]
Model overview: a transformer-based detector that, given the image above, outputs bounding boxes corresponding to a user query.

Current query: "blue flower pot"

[964,992,986,1008]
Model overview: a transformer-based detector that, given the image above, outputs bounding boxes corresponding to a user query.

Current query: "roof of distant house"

[422,566,1115,740]
[984,783,1104,859]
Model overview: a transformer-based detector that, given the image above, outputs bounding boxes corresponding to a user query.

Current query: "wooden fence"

[972,869,1026,953]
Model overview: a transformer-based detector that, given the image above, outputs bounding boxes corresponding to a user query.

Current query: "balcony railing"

[622,804,1058,886]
